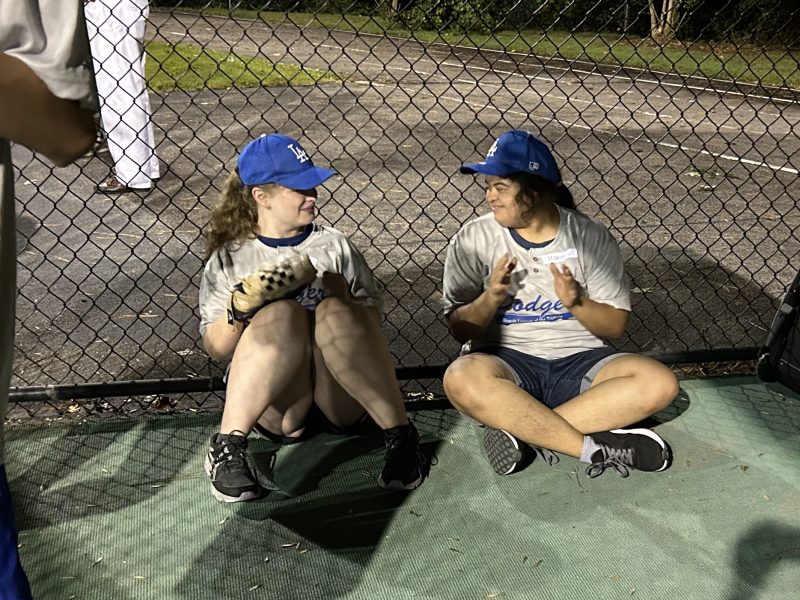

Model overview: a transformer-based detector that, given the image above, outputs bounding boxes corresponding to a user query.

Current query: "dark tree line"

[154,1,799,46]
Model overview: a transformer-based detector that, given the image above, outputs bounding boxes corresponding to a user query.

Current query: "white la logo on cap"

[486,140,499,158]
[288,144,309,163]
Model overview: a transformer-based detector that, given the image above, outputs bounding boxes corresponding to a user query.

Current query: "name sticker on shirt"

[540,249,578,264]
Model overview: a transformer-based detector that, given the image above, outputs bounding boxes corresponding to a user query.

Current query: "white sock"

[580,435,602,463]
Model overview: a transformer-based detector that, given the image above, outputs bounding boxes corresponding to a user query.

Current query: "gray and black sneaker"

[378,423,429,490]
[204,431,261,502]
[586,428,672,478]
[483,428,559,475]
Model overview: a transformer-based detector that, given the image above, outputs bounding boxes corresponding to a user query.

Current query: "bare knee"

[640,364,680,413]
[253,298,306,324]
[315,297,381,344]
[443,356,490,412]
[315,296,357,323]
[245,299,309,344]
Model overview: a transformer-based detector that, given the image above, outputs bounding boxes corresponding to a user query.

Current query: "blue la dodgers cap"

[460,130,561,184]
[237,134,336,189]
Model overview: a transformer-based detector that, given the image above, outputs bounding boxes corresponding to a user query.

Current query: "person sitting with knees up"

[198,133,429,502]
[442,130,679,479]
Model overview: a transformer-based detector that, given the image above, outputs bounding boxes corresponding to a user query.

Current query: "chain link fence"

[7,0,800,423]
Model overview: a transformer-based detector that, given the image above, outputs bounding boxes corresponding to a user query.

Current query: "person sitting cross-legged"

[442,130,679,479]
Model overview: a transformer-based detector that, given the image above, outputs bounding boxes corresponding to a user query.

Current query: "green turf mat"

[5,376,799,599]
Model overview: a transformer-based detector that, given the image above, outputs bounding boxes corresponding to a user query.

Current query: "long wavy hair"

[203,170,269,258]
[508,172,577,222]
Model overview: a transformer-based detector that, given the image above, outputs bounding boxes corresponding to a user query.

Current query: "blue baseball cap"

[237,134,336,189]
[460,130,561,184]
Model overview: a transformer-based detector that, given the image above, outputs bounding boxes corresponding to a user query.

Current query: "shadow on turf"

[725,519,800,600]
[7,408,449,598]
[172,412,452,600]
[7,415,213,529]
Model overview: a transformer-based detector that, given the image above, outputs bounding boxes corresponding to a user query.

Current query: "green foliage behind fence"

[157,0,799,45]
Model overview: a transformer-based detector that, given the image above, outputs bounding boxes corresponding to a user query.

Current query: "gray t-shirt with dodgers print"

[442,206,631,360]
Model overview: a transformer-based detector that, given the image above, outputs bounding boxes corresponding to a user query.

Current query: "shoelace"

[585,444,633,478]
[533,446,560,466]
[212,432,250,473]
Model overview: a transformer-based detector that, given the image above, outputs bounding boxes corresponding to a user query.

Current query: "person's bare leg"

[553,355,678,433]
[220,300,313,435]
[0,54,95,166]
[444,354,585,457]
[311,340,368,428]
[313,297,408,429]
[444,354,678,458]
[313,297,428,490]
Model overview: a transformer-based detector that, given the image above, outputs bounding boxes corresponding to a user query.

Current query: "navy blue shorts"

[469,346,627,409]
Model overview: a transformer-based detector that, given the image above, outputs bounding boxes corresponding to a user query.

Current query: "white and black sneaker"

[204,431,262,502]
[483,428,559,475]
[586,428,672,478]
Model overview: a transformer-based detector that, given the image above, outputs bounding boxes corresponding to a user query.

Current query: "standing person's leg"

[85,4,125,186]
[86,5,157,191]
[0,139,33,600]
[126,9,159,184]
[134,6,160,182]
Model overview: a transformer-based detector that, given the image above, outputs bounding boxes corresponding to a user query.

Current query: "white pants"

[85,0,159,188]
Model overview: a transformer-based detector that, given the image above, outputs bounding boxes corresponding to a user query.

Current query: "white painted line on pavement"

[365,81,796,176]
[657,142,798,175]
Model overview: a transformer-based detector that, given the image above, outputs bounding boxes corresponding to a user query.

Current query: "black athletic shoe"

[204,431,262,502]
[483,428,559,475]
[378,423,428,490]
[586,428,672,478]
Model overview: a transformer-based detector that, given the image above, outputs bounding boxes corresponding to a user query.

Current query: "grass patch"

[161,7,800,90]
[145,40,339,92]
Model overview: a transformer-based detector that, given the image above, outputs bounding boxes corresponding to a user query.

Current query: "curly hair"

[202,170,260,258]
[508,172,577,222]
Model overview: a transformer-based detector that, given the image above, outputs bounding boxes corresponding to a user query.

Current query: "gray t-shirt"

[442,206,631,360]
[0,0,95,107]
[199,224,382,337]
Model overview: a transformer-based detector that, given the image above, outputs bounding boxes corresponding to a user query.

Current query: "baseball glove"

[227,252,317,324]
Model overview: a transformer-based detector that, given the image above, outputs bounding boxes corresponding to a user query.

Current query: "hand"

[227,253,317,323]
[321,272,351,300]
[486,253,518,306]
[550,263,582,309]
